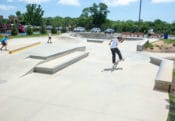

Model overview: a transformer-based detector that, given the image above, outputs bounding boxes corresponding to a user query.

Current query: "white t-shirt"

[110,39,119,48]
[48,33,51,37]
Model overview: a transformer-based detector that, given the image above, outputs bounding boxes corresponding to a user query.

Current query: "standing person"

[0,35,8,51]
[47,32,52,43]
[109,36,124,65]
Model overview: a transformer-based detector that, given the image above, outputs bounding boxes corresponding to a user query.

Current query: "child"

[0,35,8,50]
[109,36,124,65]
[47,33,52,43]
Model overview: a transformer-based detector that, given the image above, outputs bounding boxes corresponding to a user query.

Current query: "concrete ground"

[0,33,174,121]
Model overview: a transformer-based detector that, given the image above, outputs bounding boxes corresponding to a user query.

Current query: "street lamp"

[138,0,142,32]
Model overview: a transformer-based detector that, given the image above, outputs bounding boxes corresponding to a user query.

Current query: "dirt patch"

[145,40,175,53]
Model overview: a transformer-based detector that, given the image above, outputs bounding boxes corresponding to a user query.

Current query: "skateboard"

[112,60,120,70]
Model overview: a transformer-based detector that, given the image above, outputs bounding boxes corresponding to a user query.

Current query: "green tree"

[101,19,113,30]
[45,17,54,26]
[81,3,109,28]
[16,11,25,24]
[153,19,168,34]
[24,4,44,26]
[76,17,93,30]
[26,25,33,35]
[54,16,64,26]
[171,22,175,34]
[51,24,57,34]
[11,24,18,36]
[40,21,46,34]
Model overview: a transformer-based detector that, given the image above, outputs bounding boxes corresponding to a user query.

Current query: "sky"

[0,0,175,23]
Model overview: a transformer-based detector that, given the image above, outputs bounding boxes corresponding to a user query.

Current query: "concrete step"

[34,51,89,74]
[87,39,106,43]
[30,46,86,60]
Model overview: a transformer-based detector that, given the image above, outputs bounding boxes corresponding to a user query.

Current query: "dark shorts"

[49,37,51,39]
[1,42,7,46]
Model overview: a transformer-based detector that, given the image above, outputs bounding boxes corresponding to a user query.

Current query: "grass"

[167,70,175,121]
[164,39,175,45]
[8,33,48,39]
[1,32,60,40]
[145,41,154,49]
[167,94,175,121]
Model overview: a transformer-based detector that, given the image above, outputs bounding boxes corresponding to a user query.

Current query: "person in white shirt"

[109,37,124,64]
[48,33,52,43]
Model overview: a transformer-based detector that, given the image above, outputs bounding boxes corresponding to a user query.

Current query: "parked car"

[104,28,115,34]
[73,27,86,32]
[46,25,53,30]
[90,27,101,33]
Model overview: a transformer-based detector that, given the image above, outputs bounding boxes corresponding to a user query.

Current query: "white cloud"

[152,0,175,3]
[58,0,80,6]
[102,0,138,7]
[0,4,16,11]
[19,0,50,4]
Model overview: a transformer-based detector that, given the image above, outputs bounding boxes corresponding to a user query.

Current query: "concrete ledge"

[87,39,105,43]
[123,37,144,41]
[170,83,175,93]
[150,56,174,92]
[9,42,41,54]
[137,40,148,51]
[30,46,86,60]
[150,56,162,66]
[34,52,89,74]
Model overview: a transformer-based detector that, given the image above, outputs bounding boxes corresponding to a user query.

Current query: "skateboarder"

[0,35,8,51]
[109,36,124,65]
[47,32,52,43]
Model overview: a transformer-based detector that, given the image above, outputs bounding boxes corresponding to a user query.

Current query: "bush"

[26,26,33,35]
[40,23,46,34]
[51,25,57,34]
[61,27,66,33]
[145,41,154,49]
[11,24,18,36]
[33,27,40,32]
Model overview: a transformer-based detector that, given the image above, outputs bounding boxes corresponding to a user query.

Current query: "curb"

[87,39,105,43]
[9,42,41,54]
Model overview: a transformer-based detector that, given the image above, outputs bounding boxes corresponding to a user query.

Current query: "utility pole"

[138,0,142,32]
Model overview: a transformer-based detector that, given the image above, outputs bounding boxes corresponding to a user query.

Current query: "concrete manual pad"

[0,33,173,121]
[34,51,89,74]
[37,51,88,68]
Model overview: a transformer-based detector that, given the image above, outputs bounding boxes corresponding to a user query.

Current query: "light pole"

[138,0,142,32]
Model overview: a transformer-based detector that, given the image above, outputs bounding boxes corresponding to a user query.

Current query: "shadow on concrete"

[0,80,7,84]
[102,67,123,72]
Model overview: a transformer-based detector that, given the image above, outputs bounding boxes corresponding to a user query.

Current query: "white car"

[104,28,115,34]
[73,27,86,32]
[90,27,101,33]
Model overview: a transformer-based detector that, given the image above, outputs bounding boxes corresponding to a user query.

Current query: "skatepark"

[0,32,174,121]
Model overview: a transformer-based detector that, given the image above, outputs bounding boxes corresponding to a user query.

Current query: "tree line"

[1,3,175,35]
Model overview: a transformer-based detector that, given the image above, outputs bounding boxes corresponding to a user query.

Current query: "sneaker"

[113,62,118,65]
